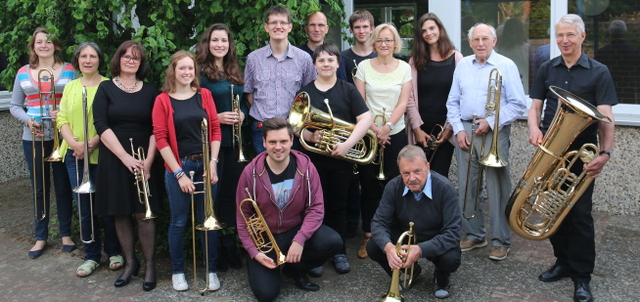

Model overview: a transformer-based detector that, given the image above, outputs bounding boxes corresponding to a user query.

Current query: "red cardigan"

[152,88,221,172]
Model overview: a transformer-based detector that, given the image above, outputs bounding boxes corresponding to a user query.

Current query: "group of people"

[10,4,615,302]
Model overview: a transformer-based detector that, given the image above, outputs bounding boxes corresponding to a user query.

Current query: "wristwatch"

[385,122,395,130]
[599,150,611,157]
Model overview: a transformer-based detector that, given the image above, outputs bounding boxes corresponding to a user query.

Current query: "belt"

[462,119,475,123]
[183,153,203,161]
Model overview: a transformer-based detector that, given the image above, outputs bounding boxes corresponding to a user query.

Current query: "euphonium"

[239,188,286,266]
[289,92,378,164]
[381,222,416,302]
[506,86,612,240]
[231,84,247,162]
[129,138,155,220]
[190,117,225,294]
[73,87,96,244]
[373,107,387,180]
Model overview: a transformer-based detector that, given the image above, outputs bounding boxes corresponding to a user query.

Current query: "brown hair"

[265,5,292,23]
[161,51,200,93]
[349,9,374,29]
[71,42,103,72]
[110,40,147,79]
[261,117,293,138]
[28,27,63,68]
[410,13,456,71]
[196,23,244,85]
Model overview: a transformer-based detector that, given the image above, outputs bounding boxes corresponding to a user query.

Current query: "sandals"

[76,260,100,278]
[109,255,124,271]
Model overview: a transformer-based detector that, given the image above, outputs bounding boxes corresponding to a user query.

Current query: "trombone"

[239,188,286,266]
[372,107,387,180]
[129,138,155,220]
[39,68,62,162]
[73,87,96,244]
[462,68,507,219]
[230,84,247,162]
[191,118,225,294]
[381,222,416,302]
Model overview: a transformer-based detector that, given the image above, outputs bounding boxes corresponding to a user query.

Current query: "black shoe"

[143,280,156,291]
[283,267,320,291]
[28,249,44,259]
[308,266,324,277]
[539,265,571,282]
[114,261,139,288]
[573,281,593,302]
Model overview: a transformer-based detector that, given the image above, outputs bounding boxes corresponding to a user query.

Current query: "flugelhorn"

[506,86,612,240]
[73,87,96,244]
[239,188,286,266]
[373,107,387,180]
[381,222,416,302]
[289,92,378,164]
[129,138,155,220]
[191,117,225,294]
[230,84,247,162]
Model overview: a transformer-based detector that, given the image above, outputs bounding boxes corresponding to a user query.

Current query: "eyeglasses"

[122,55,141,63]
[556,33,579,40]
[375,39,394,45]
[266,21,291,26]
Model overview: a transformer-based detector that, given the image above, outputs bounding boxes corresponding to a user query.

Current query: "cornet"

[73,87,96,244]
[230,84,247,162]
[129,138,155,220]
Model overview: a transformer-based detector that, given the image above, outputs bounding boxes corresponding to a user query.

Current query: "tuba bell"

[289,92,377,165]
[239,188,286,266]
[506,86,612,240]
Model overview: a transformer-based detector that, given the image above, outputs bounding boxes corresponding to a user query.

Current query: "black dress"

[93,80,160,215]
[417,54,456,177]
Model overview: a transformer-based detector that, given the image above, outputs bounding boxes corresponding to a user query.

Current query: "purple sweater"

[236,150,324,259]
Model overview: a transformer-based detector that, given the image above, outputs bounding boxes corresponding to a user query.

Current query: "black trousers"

[246,224,342,302]
[215,146,245,228]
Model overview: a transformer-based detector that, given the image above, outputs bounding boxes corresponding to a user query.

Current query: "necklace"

[114,76,140,92]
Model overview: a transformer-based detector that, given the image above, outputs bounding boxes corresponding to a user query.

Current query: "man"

[529,14,616,302]
[297,11,329,57]
[446,23,526,261]
[337,9,377,84]
[367,145,461,299]
[236,117,342,302]
[244,5,317,154]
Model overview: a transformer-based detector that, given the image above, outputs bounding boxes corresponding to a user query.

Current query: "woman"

[153,50,222,292]
[495,18,533,94]
[298,43,372,274]
[93,40,159,291]
[196,23,246,271]
[9,27,77,259]
[354,23,412,259]
[57,42,123,277]
[406,13,463,178]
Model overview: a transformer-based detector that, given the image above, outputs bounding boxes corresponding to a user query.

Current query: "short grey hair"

[609,20,627,39]
[557,14,585,35]
[468,23,497,39]
[71,42,103,72]
[397,145,428,166]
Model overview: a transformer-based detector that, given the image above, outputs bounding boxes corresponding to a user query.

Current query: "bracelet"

[175,171,185,180]
[599,150,611,157]
[211,158,219,163]
[173,168,183,177]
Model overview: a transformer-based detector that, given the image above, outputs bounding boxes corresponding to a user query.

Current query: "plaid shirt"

[243,42,316,121]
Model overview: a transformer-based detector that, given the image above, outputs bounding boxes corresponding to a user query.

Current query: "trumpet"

[239,188,286,266]
[424,121,448,163]
[373,107,387,180]
[191,117,225,294]
[382,222,416,302]
[73,87,96,244]
[230,84,247,162]
[129,138,155,220]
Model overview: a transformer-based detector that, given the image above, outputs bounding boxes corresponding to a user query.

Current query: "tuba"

[506,86,612,240]
[239,188,286,266]
[289,92,378,164]
[230,84,248,162]
[129,138,155,220]
[73,87,96,244]
[381,222,416,302]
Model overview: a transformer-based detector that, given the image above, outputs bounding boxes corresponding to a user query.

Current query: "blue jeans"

[165,158,218,274]
[23,140,74,241]
[64,150,121,262]
[251,120,266,155]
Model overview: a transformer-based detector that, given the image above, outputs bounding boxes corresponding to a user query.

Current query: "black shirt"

[170,94,207,157]
[530,53,617,142]
[337,48,378,84]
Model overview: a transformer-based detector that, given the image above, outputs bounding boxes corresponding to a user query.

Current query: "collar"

[402,173,432,201]
[265,42,295,60]
[553,52,590,69]
[472,50,498,66]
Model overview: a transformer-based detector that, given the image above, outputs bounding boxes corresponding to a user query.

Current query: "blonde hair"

[369,23,403,53]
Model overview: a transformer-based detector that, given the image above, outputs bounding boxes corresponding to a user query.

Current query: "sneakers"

[333,254,350,274]
[459,238,487,251]
[489,246,510,261]
[172,273,188,291]
[208,272,221,291]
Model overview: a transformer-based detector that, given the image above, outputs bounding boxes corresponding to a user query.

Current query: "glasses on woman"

[375,39,394,45]
[122,55,141,63]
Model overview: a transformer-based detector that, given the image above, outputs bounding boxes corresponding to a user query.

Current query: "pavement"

[1,178,639,302]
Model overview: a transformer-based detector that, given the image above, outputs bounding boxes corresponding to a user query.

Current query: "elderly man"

[298,11,329,57]
[367,145,461,299]
[446,23,526,261]
[529,14,616,302]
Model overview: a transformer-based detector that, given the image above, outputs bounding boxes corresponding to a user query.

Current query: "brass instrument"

[39,68,62,162]
[351,59,358,82]
[425,121,448,163]
[289,92,378,164]
[129,138,155,220]
[239,188,286,266]
[506,86,612,240]
[373,107,387,180]
[381,222,416,302]
[230,84,247,162]
[191,117,225,294]
[73,87,96,244]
